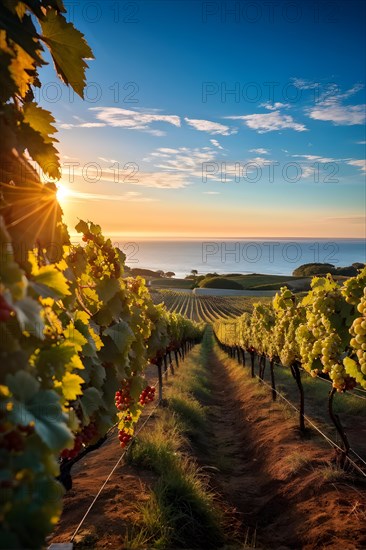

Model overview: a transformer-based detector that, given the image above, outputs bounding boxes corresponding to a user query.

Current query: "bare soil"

[49,343,366,549]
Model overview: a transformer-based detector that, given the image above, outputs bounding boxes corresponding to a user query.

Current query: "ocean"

[107,238,366,279]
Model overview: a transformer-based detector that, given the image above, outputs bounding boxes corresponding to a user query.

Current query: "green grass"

[126,336,224,549]
[318,464,350,482]
[127,414,183,475]
[225,274,301,289]
[283,451,314,475]
[272,363,366,419]
[199,277,244,290]
[150,273,309,291]
[150,278,193,289]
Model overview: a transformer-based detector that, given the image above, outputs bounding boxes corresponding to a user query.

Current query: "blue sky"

[40,0,366,237]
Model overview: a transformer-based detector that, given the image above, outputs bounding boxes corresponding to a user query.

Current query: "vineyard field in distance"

[150,289,272,322]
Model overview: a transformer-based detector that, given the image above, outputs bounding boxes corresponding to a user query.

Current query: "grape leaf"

[32,265,70,298]
[33,342,76,376]
[23,102,58,144]
[95,278,120,303]
[0,218,24,286]
[63,322,87,352]
[13,296,44,338]
[75,220,89,235]
[0,9,43,63]
[104,320,135,354]
[0,36,36,101]
[58,371,84,401]
[40,10,94,98]
[89,361,106,388]
[19,121,60,179]
[22,0,66,17]
[78,387,103,422]
[6,371,73,450]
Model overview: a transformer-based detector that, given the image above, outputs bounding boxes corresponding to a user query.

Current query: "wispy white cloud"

[98,156,118,163]
[59,122,106,129]
[291,154,337,163]
[260,102,290,110]
[184,117,236,135]
[249,148,269,154]
[309,104,366,125]
[307,83,365,125]
[64,189,158,202]
[282,152,343,180]
[326,216,365,224]
[145,146,221,180]
[246,156,275,167]
[81,107,182,135]
[347,159,366,173]
[61,166,189,189]
[210,139,224,149]
[292,78,320,90]
[203,191,220,195]
[226,111,307,133]
[157,148,180,154]
[356,141,366,145]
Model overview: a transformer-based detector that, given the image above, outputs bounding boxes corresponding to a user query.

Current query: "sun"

[56,183,70,204]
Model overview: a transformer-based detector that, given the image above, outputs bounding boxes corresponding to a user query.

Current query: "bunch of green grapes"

[342,266,366,305]
[239,312,252,351]
[272,288,303,367]
[343,289,366,388]
[250,303,276,359]
[298,276,356,391]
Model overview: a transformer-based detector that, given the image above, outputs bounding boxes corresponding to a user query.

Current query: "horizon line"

[68,234,366,241]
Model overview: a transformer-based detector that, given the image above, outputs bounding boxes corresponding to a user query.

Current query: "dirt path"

[49,337,366,549]
[203,346,301,548]
[199,337,366,549]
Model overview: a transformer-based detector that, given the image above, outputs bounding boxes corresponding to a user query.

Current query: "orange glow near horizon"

[59,194,365,240]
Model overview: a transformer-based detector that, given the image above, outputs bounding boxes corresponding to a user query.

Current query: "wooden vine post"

[290,361,305,433]
[328,388,350,467]
[269,359,276,401]
[157,358,163,403]
[250,349,255,378]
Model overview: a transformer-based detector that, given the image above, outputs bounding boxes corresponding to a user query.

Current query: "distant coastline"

[116,238,366,279]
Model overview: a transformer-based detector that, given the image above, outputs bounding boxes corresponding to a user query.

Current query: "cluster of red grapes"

[60,422,98,460]
[0,422,34,452]
[139,385,156,405]
[127,278,142,294]
[115,380,133,411]
[0,294,14,323]
[118,429,132,448]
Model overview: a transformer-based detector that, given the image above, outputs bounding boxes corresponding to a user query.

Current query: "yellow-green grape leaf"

[19,121,60,178]
[40,10,94,98]
[66,353,85,372]
[33,265,70,298]
[0,34,37,100]
[23,102,59,144]
[63,322,87,352]
[57,371,84,401]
